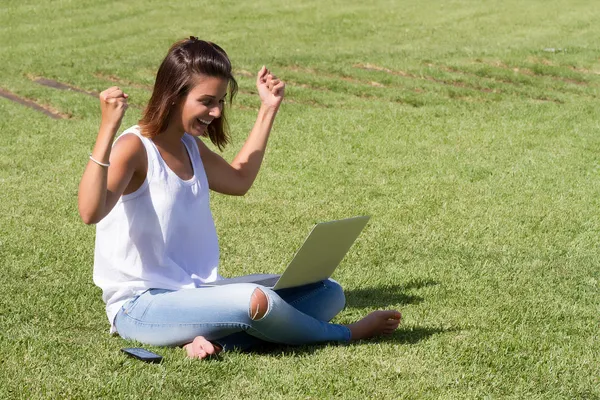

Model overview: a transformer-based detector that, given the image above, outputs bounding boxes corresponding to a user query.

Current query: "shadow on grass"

[401,278,439,291]
[249,326,451,357]
[344,279,439,308]
[246,279,444,357]
[376,326,455,345]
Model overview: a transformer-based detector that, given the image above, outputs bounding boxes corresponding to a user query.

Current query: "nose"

[209,103,222,119]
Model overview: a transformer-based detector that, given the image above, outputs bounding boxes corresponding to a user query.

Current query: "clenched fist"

[256,66,285,110]
[99,86,129,129]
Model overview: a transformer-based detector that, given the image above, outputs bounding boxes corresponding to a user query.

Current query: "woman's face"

[175,74,229,136]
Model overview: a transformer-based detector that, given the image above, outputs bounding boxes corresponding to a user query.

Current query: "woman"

[78,37,401,359]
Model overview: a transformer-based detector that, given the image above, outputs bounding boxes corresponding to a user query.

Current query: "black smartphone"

[121,347,163,363]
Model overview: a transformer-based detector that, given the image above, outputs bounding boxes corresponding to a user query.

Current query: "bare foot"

[345,310,402,340]
[183,336,222,359]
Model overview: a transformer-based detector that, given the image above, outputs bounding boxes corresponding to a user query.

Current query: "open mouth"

[197,118,211,125]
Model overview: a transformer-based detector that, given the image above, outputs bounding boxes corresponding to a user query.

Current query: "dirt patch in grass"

[287,80,332,92]
[283,98,328,107]
[0,88,70,119]
[453,96,488,103]
[237,88,256,95]
[475,60,592,86]
[283,64,485,104]
[94,72,153,90]
[262,63,581,104]
[354,63,411,77]
[340,75,387,87]
[569,66,600,75]
[285,65,318,74]
[233,87,324,108]
[283,65,387,88]
[428,64,520,86]
[29,76,98,98]
[234,69,254,78]
[353,62,501,94]
[431,61,597,102]
[526,56,557,66]
[530,96,563,104]
[357,62,586,103]
[230,103,254,110]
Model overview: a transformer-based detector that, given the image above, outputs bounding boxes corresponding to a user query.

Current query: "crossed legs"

[114,280,401,359]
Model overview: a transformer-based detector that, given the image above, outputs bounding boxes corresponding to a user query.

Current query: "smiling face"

[172,74,229,137]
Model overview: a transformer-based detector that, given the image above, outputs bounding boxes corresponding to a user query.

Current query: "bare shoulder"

[194,136,222,167]
[111,132,147,168]
[194,136,212,158]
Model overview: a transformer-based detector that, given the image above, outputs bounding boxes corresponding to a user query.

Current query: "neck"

[152,123,185,149]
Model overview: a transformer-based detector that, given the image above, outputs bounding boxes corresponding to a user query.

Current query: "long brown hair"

[139,37,238,150]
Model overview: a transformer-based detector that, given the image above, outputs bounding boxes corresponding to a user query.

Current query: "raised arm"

[78,87,145,224]
[198,66,285,196]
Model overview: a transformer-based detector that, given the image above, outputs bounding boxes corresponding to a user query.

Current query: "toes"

[185,342,205,358]
[382,320,400,335]
[204,340,215,354]
[375,310,401,321]
[389,311,402,320]
[185,336,216,359]
[383,311,401,324]
[199,337,216,355]
[192,337,204,355]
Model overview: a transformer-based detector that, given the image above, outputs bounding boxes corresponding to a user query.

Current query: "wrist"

[98,121,121,138]
[259,103,280,115]
[100,117,122,132]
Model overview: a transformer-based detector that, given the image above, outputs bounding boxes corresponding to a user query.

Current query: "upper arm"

[104,134,147,213]
[196,138,247,196]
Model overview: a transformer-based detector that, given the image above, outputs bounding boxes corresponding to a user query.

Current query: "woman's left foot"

[183,336,222,359]
[345,310,402,340]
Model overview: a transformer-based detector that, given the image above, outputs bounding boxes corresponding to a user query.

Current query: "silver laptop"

[206,216,370,290]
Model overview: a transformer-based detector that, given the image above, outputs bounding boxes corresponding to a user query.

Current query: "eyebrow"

[199,94,227,99]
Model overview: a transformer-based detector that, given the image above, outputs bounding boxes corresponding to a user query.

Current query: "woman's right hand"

[99,86,129,130]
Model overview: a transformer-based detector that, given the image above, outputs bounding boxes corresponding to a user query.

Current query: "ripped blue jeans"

[114,279,351,350]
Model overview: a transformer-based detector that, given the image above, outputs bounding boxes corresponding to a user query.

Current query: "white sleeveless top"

[93,125,221,333]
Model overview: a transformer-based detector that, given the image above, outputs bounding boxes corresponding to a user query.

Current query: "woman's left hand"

[256,66,285,110]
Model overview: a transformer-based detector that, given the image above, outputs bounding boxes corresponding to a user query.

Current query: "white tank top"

[93,125,221,333]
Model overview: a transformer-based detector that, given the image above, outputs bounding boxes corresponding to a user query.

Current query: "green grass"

[2,0,600,398]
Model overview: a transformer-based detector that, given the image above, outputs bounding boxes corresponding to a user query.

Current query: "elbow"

[79,212,98,225]
[233,187,250,196]
[231,180,251,196]
[77,195,107,224]
[230,172,251,196]
[78,207,102,225]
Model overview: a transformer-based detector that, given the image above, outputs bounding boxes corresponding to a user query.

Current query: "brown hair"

[139,37,238,150]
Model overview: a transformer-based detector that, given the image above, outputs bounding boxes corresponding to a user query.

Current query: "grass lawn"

[1,0,600,398]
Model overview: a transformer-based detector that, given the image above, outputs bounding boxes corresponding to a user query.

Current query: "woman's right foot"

[345,310,402,340]
[183,336,222,359]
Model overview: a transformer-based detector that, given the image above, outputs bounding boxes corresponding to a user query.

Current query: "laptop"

[206,216,370,290]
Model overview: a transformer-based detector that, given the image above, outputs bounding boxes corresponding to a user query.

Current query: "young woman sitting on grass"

[78,37,401,359]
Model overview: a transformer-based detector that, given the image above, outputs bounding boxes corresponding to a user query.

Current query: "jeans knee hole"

[249,288,269,321]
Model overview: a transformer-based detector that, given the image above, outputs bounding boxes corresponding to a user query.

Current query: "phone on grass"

[121,347,163,363]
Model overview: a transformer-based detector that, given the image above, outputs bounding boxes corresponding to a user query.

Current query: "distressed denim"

[114,279,351,350]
